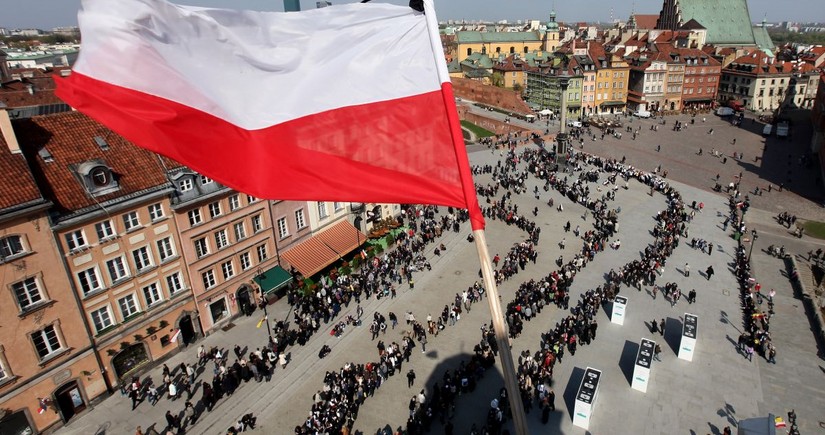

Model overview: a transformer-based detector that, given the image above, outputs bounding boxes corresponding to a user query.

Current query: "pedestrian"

[688,289,696,304]
[706,265,714,280]
[165,410,180,431]
[233,344,242,359]
[768,344,777,364]
[184,401,196,426]
[652,285,658,299]
[129,384,141,410]
[708,243,713,255]
[407,369,416,388]
[745,343,754,361]
[654,343,662,361]
[278,352,288,370]
[659,318,666,336]
[135,426,144,435]
[684,263,690,277]
[168,381,177,401]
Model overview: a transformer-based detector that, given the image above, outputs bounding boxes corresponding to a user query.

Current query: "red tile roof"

[0,133,42,210]
[14,111,171,215]
[633,14,660,30]
[0,67,68,108]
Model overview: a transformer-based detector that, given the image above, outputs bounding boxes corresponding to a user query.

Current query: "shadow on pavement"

[563,366,585,423]
[664,317,682,356]
[619,340,640,387]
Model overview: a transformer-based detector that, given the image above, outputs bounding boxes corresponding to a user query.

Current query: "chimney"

[0,104,22,154]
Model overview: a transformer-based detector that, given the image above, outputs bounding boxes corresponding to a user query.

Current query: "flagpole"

[421,1,529,433]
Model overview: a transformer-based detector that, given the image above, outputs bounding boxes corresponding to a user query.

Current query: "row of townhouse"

[0,107,390,434]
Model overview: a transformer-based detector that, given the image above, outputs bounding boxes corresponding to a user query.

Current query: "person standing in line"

[706,265,715,280]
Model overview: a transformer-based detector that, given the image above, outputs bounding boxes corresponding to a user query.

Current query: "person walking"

[653,343,662,361]
[684,263,690,277]
[688,289,696,304]
[659,318,666,336]
[407,369,416,388]
[651,318,659,334]
[706,265,715,280]
[165,410,180,431]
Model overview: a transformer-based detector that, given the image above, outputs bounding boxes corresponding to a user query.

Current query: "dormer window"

[76,161,119,196]
[90,166,110,187]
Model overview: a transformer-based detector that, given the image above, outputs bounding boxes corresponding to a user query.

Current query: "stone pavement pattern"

[58,127,825,434]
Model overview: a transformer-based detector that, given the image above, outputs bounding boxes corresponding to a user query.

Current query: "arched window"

[509,46,515,54]
[524,46,529,54]
[496,47,501,54]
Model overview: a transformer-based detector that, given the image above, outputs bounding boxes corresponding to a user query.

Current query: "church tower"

[544,10,560,52]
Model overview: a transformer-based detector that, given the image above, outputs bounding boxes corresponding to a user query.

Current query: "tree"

[491,72,505,88]
[513,83,523,93]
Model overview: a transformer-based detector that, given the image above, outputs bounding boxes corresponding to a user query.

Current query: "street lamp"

[747,229,758,262]
[256,267,273,339]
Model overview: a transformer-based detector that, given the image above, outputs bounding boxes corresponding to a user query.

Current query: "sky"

[0,0,823,30]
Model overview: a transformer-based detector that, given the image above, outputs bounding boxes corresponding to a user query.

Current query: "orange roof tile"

[633,14,660,30]
[0,133,42,210]
[15,111,171,215]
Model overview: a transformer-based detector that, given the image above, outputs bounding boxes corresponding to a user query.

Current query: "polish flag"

[56,0,484,229]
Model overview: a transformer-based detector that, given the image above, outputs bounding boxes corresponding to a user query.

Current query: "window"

[156,237,175,262]
[229,194,241,211]
[295,209,306,229]
[179,178,193,192]
[200,175,214,185]
[31,324,62,359]
[0,356,7,380]
[208,202,222,218]
[132,246,153,272]
[256,244,268,262]
[240,252,252,271]
[166,272,184,295]
[234,222,247,241]
[188,209,203,226]
[77,267,103,295]
[194,238,209,258]
[13,277,43,310]
[277,217,289,239]
[118,294,140,318]
[106,256,130,283]
[214,229,229,250]
[318,202,328,219]
[0,235,26,260]
[246,195,257,204]
[334,202,344,211]
[123,211,140,231]
[202,270,216,289]
[221,260,235,280]
[251,215,263,233]
[142,283,163,307]
[90,306,113,333]
[95,221,116,241]
[65,230,87,251]
[148,203,164,221]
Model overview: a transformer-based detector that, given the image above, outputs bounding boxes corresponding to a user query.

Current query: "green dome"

[546,9,559,31]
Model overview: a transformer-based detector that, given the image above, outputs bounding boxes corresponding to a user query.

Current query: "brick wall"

[452,77,534,115]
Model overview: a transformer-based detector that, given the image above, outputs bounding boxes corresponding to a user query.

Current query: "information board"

[611,295,627,325]
[679,313,698,361]
[632,338,655,392]
[573,367,602,429]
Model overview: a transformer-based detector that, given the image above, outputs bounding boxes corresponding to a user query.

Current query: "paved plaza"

[58,112,825,435]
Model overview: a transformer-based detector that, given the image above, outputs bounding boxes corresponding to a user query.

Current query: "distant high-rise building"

[317,1,332,8]
[284,0,301,12]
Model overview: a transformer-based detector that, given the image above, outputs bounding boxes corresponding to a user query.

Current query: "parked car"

[633,110,652,118]
[716,107,735,117]
[567,120,582,128]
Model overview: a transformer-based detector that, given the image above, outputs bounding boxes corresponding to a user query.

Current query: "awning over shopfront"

[280,220,366,278]
[600,100,626,107]
[683,97,714,102]
[253,265,293,294]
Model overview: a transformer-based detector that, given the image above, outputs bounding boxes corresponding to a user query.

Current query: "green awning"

[600,100,626,107]
[253,265,293,294]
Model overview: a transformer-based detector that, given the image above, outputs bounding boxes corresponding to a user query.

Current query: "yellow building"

[590,43,630,114]
[544,10,561,53]
[455,31,544,62]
